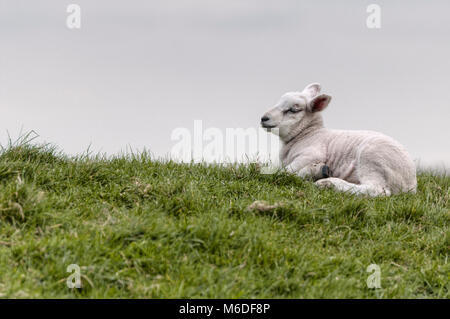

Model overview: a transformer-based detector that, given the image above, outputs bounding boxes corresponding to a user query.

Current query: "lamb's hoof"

[315,178,334,189]
[321,165,330,178]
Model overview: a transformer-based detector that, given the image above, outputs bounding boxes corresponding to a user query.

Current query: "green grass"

[0,140,448,298]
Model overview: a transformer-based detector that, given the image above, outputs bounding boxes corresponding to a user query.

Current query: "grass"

[0,138,448,298]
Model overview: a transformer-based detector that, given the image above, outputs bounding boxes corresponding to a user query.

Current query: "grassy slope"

[0,143,448,298]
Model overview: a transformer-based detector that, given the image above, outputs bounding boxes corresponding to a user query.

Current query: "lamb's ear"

[308,94,332,113]
[302,83,321,98]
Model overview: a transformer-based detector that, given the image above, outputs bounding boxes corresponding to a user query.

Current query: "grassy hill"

[0,141,448,298]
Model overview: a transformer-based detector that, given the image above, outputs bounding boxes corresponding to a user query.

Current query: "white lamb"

[260,83,417,197]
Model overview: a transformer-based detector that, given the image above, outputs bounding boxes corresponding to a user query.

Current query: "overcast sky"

[0,0,449,168]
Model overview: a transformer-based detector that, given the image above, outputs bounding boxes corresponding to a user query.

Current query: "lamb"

[260,83,417,197]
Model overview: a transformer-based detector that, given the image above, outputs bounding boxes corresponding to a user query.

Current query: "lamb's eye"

[289,105,302,113]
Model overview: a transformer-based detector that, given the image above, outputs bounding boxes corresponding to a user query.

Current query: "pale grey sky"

[0,0,449,168]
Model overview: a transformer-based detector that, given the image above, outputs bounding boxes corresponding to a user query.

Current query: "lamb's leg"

[315,177,391,197]
[286,162,330,181]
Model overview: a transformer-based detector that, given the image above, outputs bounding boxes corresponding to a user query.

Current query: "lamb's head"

[260,83,332,142]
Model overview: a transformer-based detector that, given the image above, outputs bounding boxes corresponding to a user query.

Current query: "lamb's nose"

[261,116,270,122]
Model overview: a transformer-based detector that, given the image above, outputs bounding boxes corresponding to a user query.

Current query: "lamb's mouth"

[261,123,276,129]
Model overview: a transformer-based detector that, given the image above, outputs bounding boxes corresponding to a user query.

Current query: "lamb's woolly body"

[282,123,417,196]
